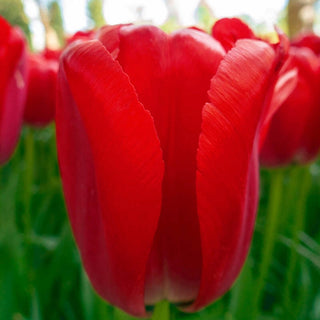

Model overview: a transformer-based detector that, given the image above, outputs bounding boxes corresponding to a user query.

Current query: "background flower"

[0,16,27,164]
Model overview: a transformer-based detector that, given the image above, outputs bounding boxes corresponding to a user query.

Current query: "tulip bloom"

[56,24,288,316]
[23,52,58,127]
[260,36,320,166]
[0,17,27,165]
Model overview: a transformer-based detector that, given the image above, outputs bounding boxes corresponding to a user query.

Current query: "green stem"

[280,167,300,229]
[22,128,36,319]
[0,163,2,190]
[152,301,170,320]
[283,166,311,317]
[46,125,57,190]
[251,168,285,318]
[23,128,34,240]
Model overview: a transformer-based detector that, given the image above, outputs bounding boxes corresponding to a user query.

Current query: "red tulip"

[56,24,288,316]
[23,30,96,127]
[23,52,58,127]
[260,37,320,166]
[0,17,27,165]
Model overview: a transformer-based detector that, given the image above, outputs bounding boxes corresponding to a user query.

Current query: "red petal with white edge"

[212,18,256,52]
[56,40,164,316]
[0,20,27,165]
[189,39,278,311]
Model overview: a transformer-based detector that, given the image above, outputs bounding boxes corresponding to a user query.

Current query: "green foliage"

[49,0,65,46]
[0,0,31,43]
[87,0,105,28]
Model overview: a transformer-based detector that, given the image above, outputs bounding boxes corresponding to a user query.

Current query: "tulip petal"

[56,40,164,316]
[105,25,225,304]
[266,63,298,124]
[191,39,278,310]
[259,59,298,147]
[150,28,225,304]
[98,24,128,58]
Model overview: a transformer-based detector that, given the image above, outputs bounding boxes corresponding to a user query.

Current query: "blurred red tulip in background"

[23,30,95,128]
[260,34,320,166]
[0,16,27,165]
[56,23,289,316]
[291,33,320,56]
[23,52,58,127]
